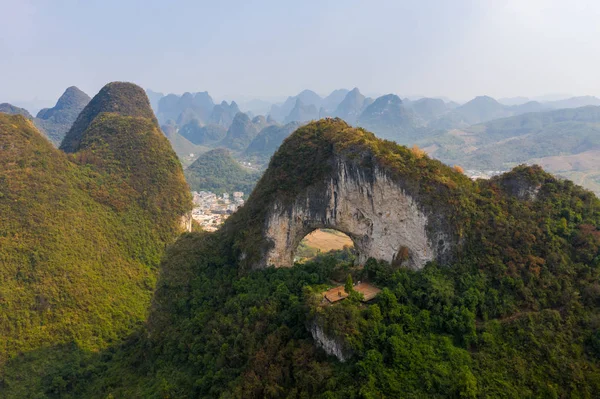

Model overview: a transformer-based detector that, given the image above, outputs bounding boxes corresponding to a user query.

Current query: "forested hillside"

[29,119,600,398]
[0,82,191,397]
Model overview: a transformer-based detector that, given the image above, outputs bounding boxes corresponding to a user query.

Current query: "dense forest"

[185,148,261,194]
[0,83,191,397]
[4,119,597,398]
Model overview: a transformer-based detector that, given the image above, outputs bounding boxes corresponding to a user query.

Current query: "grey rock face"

[309,320,350,362]
[252,156,455,270]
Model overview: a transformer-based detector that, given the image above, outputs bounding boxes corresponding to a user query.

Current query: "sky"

[2,0,600,108]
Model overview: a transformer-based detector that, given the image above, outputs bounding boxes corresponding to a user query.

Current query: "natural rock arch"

[225,118,468,270]
[263,159,451,269]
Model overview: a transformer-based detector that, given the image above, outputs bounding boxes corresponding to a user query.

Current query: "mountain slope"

[0,82,192,396]
[269,90,323,122]
[161,122,209,167]
[60,119,600,398]
[0,103,33,118]
[219,112,260,151]
[209,101,240,128]
[244,121,301,161]
[0,110,189,365]
[420,105,600,193]
[333,87,371,124]
[321,88,349,112]
[34,86,91,145]
[185,148,260,194]
[61,82,158,152]
[357,94,421,142]
[284,98,319,123]
[178,120,227,145]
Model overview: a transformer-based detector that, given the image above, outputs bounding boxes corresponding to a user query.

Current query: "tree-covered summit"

[61,81,157,152]
[71,119,600,398]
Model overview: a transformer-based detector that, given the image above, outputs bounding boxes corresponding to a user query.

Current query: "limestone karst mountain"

[123,118,600,398]
[0,102,33,118]
[244,121,302,162]
[224,118,468,270]
[209,100,240,128]
[284,98,319,124]
[333,87,372,124]
[219,112,261,151]
[452,95,509,125]
[160,121,208,167]
[0,82,191,395]
[6,117,600,398]
[226,119,468,268]
[357,94,421,141]
[185,147,260,194]
[156,91,215,125]
[407,97,449,121]
[34,86,91,145]
[2,87,91,146]
[321,88,350,112]
[269,89,322,122]
[251,114,271,131]
[178,119,227,145]
[61,82,158,153]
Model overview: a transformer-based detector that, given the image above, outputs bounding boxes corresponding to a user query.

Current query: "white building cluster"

[464,169,504,180]
[191,191,245,232]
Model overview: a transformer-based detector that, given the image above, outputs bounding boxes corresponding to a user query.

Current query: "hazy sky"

[2,0,600,106]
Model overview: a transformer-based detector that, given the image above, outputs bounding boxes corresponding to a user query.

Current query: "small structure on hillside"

[323,282,381,304]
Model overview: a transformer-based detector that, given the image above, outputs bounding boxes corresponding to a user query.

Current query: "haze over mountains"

[4,81,600,397]
[1,87,90,145]
[5,84,600,196]
[115,87,600,196]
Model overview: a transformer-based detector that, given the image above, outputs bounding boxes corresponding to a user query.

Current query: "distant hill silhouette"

[34,86,91,145]
[269,89,323,122]
[220,112,261,151]
[145,89,164,114]
[0,103,33,118]
[333,88,372,124]
[209,100,240,128]
[284,98,319,124]
[357,94,421,141]
[420,105,600,193]
[244,121,301,161]
[157,91,214,125]
[179,120,227,145]
[321,88,349,112]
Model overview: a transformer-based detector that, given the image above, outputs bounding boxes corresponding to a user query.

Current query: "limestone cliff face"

[263,156,453,269]
[309,319,350,362]
[223,118,470,270]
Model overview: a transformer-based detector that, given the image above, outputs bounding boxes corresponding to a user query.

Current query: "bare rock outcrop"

[224,118,470,270]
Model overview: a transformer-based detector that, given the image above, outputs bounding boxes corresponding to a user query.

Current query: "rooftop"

[323,282,381,303]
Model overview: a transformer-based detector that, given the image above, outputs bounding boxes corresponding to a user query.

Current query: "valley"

[3,84,600,397]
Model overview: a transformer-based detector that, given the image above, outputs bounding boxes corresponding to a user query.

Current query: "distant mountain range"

[5,85,600,195]
[1,87,90,145]
[419,105,600,193]
[138,87,600,165]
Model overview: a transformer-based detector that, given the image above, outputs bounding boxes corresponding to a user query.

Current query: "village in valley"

[191,190,245,232]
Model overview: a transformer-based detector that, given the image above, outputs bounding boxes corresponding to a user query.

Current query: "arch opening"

[293,228,356,264]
